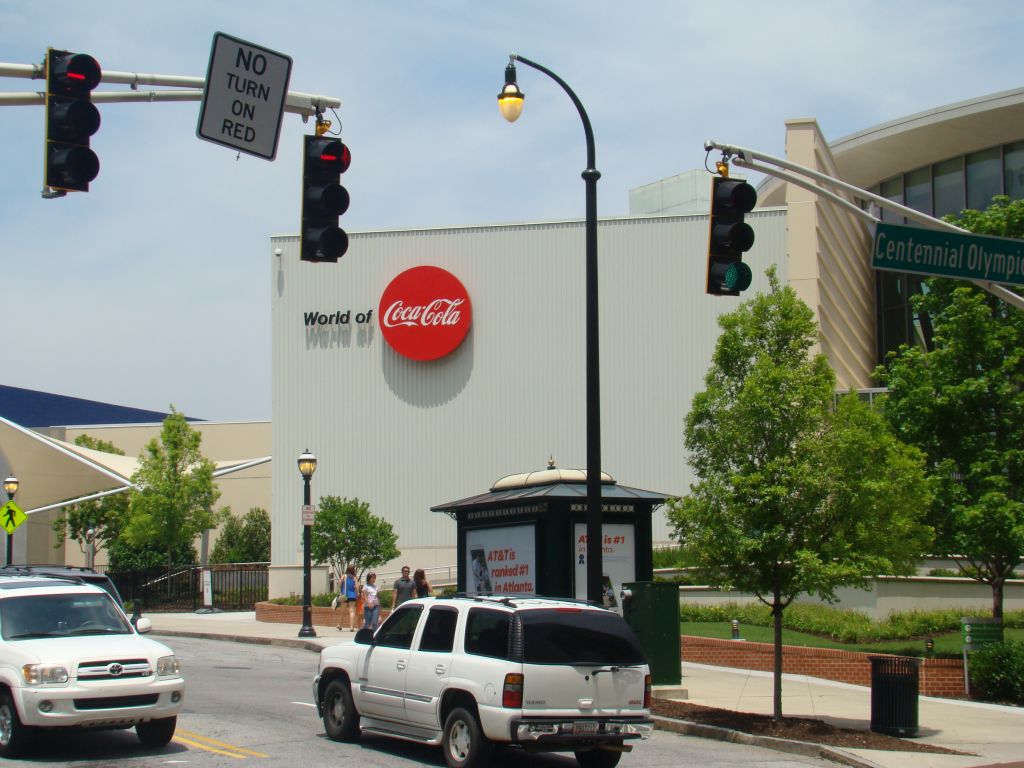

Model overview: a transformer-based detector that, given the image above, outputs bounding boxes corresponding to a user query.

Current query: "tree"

[876,196,1024,619]
[310,496,400,579]
[210,507,271,564]
[123,409,226,568]
[51,434,129,559]
[668,268,932,719]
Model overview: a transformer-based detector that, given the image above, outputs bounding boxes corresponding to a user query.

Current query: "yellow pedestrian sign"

[1,501,26,535]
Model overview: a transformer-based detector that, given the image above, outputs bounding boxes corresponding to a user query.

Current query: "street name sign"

[873,222,1024,287]
[197,32,293,160]
[0,500,26,535]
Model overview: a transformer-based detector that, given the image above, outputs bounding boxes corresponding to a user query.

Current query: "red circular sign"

[378,266,472,361]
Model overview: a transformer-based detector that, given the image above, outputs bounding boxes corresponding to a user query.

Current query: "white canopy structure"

[0,415,271,515]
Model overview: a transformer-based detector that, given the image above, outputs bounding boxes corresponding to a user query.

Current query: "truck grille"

[74,694,160,710]
[77,658,152,681]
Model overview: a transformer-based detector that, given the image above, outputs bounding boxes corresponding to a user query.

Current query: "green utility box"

[621,581,681,685]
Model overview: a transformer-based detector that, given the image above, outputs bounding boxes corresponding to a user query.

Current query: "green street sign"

[962,616,1003,651]
[0,500,26,535]
[873,222,1024,286]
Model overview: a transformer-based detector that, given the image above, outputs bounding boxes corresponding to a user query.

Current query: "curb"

[651,716,888,768]
[153,628,325,654]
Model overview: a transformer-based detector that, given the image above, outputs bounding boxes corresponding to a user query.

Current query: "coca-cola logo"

[378,266,472,361]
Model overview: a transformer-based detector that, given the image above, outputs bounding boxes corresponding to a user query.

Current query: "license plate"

[573,721,599,736]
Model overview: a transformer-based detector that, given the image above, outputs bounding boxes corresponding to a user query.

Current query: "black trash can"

[869,656,920,737]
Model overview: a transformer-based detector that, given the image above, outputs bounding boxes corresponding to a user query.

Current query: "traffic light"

[301,134,350,262]
[45,48,101,194]
[706,174,757,295]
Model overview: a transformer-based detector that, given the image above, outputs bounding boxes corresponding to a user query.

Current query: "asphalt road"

[14,636,835,767]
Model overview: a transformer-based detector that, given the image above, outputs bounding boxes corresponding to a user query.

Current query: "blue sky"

[1,1,1021,421]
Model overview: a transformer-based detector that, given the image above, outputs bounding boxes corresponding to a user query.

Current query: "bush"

[678,601,1024,643]
[970,641,1024,704]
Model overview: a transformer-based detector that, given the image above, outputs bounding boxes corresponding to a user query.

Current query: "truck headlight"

[156,655,181,676]
[22,664,69,685]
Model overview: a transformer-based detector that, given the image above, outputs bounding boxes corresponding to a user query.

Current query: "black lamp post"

[297,450,317,638]
[4,475,19,566]
[499,54,603,603]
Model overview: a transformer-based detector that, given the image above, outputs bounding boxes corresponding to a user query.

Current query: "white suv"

[314,595,653,768]
[0,573,184,757]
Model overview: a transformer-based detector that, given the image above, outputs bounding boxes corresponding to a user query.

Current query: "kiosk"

[432,460,668,602]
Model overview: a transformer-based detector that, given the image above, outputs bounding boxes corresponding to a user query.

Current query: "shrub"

[970,641,1024,704]
[679,601,1024,642]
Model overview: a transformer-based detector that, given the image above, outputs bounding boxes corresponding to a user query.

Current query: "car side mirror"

[354,627,374,645]
[135,617,153,634]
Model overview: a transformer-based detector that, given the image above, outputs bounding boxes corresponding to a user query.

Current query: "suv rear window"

[521,609,645,665]
[465,608,510,659]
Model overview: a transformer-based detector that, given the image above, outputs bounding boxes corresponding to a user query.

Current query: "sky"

[1,0,1022,422]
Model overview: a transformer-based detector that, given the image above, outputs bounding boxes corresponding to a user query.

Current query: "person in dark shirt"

[392,566,415,607]
[413,568,433,598]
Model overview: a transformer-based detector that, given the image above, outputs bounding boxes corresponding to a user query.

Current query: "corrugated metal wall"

[270,210,787,573]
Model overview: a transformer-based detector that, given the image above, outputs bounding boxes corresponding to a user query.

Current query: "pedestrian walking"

[336,565,360,631]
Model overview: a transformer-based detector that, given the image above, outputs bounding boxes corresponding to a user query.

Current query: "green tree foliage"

[668,268,932,719]
[124,409,226,568]
[310,495,400,579]
[876,196,1024,619]
[210,507,271,564]
[107,538,196,572]
[51,434,128,558]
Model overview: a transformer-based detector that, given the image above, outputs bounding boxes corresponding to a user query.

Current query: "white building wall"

[270,211,787,597]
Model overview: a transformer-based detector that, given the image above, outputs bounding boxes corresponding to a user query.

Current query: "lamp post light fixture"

[297,450,318,638]
[4,475,18,566]
[498,54,604,604]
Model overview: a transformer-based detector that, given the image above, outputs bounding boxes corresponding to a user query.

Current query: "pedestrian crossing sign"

[1,501,26,535]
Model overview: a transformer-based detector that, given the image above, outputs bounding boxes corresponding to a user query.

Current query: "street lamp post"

[498,54,603,603]
[4,475,19,566]
[297,450,318,638]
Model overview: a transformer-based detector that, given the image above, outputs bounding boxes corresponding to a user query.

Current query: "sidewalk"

[145,611,1024,768]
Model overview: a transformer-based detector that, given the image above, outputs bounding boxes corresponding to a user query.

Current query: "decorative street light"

[498,53,604,603]
[4,475,19,566]
[297,450,318,638]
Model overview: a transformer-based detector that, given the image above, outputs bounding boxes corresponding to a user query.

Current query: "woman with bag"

[336,565,360,631]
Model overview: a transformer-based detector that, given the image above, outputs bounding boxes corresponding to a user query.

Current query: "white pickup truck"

[314,594,653,768]
[0,573,184,757]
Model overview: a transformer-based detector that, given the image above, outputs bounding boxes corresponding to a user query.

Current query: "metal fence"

[107,563,269,612]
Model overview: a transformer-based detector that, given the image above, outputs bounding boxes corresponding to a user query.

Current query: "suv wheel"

[442,706,491,768]
[136,715,177,748]
[322,680,360,742]
[0,691,33,757]
[575,744,624,768]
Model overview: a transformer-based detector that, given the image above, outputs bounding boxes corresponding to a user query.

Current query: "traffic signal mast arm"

[0,60,339,119]
[704,139,1024,311]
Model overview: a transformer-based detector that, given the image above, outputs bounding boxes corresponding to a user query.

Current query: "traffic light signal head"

[706,175,757,295]
[45,49,101,193]
[301,135,351,263]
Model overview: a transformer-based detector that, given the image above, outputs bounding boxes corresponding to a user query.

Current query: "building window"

[1005,141,1024,199]
[904,167,931,214]
[880,177,904,222]
[967,147,1002,211]
[933,157,965,217]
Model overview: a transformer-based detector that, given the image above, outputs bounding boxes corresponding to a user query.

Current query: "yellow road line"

[173,729,269,758]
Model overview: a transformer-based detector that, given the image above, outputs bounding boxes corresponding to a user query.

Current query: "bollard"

[731,619,740,640]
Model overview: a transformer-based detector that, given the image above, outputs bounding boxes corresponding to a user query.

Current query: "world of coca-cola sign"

[378,265,472,361]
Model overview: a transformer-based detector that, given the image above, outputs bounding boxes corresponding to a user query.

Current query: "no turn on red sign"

[197,32,293,160]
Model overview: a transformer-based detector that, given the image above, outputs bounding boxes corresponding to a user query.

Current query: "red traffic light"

[307,138,351,174]
[50,52,101,95]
